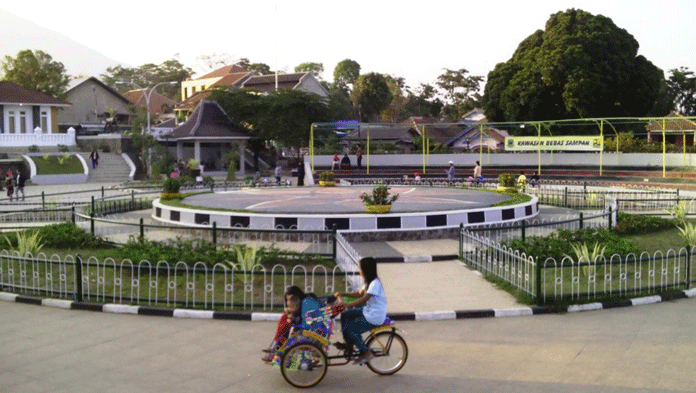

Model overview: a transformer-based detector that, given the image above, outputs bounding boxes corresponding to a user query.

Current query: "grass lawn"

[30,155,84,175]
[622,218,696,254]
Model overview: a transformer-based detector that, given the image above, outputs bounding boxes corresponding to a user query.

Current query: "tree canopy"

[295,62,324,78]
[333,59,361,88]
[210,88,329,151]
[101,56,193,101]
[482,9,664,122]
[1,49,69,98]
[667,67,696,116]
[351,72,393,122]
[436,68,483,121]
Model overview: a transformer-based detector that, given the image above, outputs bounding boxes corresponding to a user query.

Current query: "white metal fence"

[0,250,356,311]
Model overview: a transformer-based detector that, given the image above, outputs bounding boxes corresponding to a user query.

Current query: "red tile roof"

[175,91,212,112]
[0,81,70,106]
[194,65,248,80]
[209,72,252,88]
[122,89,177,114]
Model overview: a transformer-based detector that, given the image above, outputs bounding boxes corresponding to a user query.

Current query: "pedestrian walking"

[473,161,482,187]
[447,161,456,183]
[5,169,15,201]
[15,171,26,201]
[89,149,100,169]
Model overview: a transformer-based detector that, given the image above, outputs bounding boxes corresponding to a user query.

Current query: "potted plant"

[497,173,517,193]
[360,184,399,213]
[319,171,335,187]
[188,158,201,177]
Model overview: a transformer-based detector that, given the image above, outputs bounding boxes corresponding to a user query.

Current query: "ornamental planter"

[319,180,336,187]
[365,204,392,214]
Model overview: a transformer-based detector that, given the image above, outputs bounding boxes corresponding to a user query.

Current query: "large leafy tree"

[1,50,69,98]
[237,58,271,75]
[482,9,664,123]
[381,76,406,122]
[101,56,193,101]
[402,84,444,119]
[211,88,329,162]
[333,59,361,89]
[666,67,696,116]
[351,72,393,122]
[295,62,324,78]
[436,68,484,121]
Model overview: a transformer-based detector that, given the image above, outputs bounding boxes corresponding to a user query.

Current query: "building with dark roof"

[166,100,251,175]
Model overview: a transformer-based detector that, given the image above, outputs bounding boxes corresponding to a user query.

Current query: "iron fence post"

[579,212,584,229]
[71,204,75,225]
[608,205,612,229]
[140,217,144,240]
[535,258,542,302]
[91,196,95,216]
[564,187,568,207]
[686,245,692,289]
[212,221,217,245]
[90,212,95,235]
[521,220,526,241]
[459,223,463,259]
[332,224,337,260]
[75,254,83,302]
[41,191,45,209]
[101,186,104,199]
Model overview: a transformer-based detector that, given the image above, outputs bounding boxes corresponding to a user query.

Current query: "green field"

[30,155,84,175]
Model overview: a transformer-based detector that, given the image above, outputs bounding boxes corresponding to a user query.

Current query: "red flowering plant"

[360,184,399,206]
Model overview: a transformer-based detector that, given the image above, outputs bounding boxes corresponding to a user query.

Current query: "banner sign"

[505,136,603,151]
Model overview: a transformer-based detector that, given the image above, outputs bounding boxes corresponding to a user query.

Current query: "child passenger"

[262,287,305,362]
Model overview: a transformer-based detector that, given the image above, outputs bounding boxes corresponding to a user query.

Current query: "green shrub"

[320,171,335,181]
[99,143,111,153]
[498,173,516,187]
[28,145,39,153]
[501,228,639,262]
[614,212,675,235]
[163,178,181,194]
[3,223,110,250]
[57,144,69,152]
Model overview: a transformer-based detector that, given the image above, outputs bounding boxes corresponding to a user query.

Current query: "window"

[8,111,15,133]
[19,111,27,133]
[41,111,49,133]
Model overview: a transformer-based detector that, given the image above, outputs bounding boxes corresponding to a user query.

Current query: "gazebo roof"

[169,100,250,141]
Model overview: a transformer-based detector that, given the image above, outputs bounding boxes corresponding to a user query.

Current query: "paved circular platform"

[183,186,509,214]
[153,185,539,232]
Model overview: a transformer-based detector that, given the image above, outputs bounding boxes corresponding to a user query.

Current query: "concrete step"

[81,153,131,183]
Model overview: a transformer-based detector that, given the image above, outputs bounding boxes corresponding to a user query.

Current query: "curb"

[374,254,459,263]
[2,289,695,322]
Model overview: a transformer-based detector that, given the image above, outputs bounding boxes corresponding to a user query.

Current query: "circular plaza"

[152,186,539,231]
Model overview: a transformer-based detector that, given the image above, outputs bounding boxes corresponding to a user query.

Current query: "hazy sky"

[1,0,694,89]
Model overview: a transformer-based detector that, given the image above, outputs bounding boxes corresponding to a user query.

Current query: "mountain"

[0,8,126,79]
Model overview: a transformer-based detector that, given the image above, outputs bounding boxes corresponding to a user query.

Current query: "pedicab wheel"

[280,342,328,388]
[365,332,408,375]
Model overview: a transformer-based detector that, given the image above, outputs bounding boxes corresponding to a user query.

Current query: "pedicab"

[264,295,408,388]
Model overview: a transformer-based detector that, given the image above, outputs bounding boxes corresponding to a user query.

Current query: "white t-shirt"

[362,278,387,325]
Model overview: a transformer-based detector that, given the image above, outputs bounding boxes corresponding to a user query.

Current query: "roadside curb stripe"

[1,290,695,321]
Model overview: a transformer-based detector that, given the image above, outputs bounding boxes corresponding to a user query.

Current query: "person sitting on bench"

[340,153,351,170]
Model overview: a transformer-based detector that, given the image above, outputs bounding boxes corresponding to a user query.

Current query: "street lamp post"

[116,80,177,177]
[116,80,177,135]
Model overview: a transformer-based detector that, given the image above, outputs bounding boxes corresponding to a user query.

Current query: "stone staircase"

[80,152,132,184]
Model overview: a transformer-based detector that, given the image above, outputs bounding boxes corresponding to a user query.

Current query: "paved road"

[2,299,695,393]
